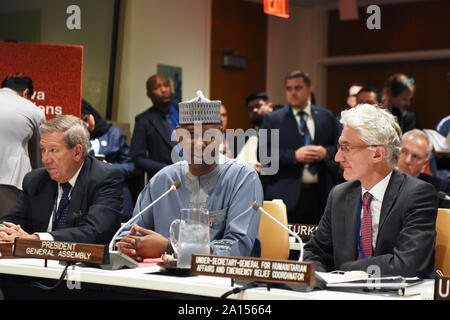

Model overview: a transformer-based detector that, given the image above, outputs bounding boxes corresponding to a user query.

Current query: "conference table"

[0,258,434,301]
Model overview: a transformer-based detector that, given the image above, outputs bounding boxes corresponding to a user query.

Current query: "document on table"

[315,270,423,290]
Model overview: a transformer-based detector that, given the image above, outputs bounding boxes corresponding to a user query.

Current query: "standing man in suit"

[0,74,46,216]
[260,70,340,224]
[0,115,123,244]
[130,74,179,181]
[236,92,273,174]
[304,104,438,278]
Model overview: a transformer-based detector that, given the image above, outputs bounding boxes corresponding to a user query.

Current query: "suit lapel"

[149,109,174,148]
[33,178,57,231]
[345,182,362,259]
[378,170,403,232]
[310,105,320,144]
[284,106,304,145]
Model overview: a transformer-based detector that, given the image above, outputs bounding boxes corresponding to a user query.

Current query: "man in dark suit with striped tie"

[304,104,438,278]
[259,70,340,225]
[0,115,123,245]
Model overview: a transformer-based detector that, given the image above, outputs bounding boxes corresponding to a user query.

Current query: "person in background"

[236,92,273,174]
[0,115,123,244]
[346,81,365,109]
[336,82,364,131]
[219,103,233,158]
[356,86,382,106]
[259,70,340,225]
[304,104,437,278]
[116,91,263,260]
[397,129,449,206]
[81,100,135,220]
[130,74,179,181]
[0,73,46,216]
[436,115,450,138]
[381,73,417,133]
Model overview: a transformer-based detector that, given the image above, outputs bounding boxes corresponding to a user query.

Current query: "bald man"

[130,74,180,180]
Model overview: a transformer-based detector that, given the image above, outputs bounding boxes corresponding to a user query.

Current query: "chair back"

[435,208,450,275]
[258,200,290,260]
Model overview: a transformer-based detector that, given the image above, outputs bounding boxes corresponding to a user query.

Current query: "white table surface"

[0,258,434,300]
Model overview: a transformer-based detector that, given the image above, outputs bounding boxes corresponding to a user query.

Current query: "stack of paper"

[315,270,423,290]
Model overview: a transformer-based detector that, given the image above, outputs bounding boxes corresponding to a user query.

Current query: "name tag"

[288,223,318,239]
[435,275,450,300]
[13,238,107,265]
[192,254,315,288]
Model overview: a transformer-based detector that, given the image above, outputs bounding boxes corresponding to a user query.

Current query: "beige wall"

[0,0,116,117]
[115,0,211,129]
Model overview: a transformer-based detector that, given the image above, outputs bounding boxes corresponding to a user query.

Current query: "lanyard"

[170,104,183,158]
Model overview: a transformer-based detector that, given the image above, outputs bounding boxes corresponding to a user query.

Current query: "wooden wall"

[328,0,450,57]
[210,0,267,131]
[326,0,450,130]
[327,59,450,130]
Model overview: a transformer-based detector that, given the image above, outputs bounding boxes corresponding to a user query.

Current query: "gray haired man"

[304,104,438,278]
[0,115,123,245]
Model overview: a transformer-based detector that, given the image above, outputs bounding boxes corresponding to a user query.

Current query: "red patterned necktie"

[359,191,374,259]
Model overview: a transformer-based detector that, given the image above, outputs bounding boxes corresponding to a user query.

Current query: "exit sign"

[264,0,290,18]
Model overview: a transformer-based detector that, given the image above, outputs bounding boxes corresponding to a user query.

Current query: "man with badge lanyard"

[303,104,438,278]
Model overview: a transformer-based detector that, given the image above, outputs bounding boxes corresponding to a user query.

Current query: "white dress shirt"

[360,171,393,249]
[0,87,46,189]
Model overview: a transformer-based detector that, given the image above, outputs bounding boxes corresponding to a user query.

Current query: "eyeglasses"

[337,144,379,153]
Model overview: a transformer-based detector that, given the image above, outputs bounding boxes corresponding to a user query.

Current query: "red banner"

[264,0,290,19]
[0,41,83,119]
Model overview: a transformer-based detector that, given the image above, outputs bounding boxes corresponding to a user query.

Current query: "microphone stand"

[100,182,180,270]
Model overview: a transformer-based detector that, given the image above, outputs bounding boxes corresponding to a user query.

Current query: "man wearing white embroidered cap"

[117,91,264,260]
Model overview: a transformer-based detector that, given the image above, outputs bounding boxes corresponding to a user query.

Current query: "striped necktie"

[53,182,71,230]
[359,191,374,259]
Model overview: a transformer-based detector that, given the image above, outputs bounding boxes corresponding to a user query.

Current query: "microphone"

[252,202,305,262]
[108,180,181,251]
[438,191,450,201]
[100,181,181,270]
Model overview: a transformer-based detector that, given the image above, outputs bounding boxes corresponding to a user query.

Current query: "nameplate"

[13,238,107,265]
[0,243,14,258]
[288,223,318,240]
[435,275,450,300]
[191,254,315,287]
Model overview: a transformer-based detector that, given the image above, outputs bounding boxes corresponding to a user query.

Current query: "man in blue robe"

[117,91,263,260]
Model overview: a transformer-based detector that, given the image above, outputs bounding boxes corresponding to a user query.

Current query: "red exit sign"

[264,0,290,18]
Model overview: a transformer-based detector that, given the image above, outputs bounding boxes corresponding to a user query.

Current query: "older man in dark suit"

[0,115,123,245]
[259,70,340,225]
[304,104,438,278]
[130,74,179,181]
